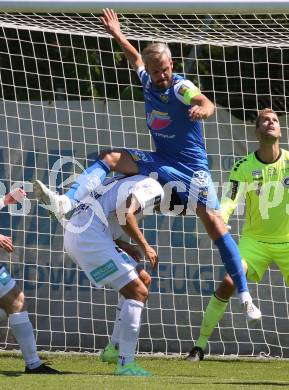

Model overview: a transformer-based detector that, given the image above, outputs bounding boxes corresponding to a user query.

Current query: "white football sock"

[9,311,42,369]
[111,294,125,348]
[239,291,252,304]
[118,299,144,366]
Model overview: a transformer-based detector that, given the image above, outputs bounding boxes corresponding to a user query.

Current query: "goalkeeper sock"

[111,294,125,348]
[196,293,228,351]
[118,299,144,366]
[65,159,110,202]
[9,311,42,369]
[214,233,248,294]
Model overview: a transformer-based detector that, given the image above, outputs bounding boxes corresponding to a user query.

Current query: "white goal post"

[0,0,289,358]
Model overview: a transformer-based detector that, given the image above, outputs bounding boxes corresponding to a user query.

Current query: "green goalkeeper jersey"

[221,148,289,243]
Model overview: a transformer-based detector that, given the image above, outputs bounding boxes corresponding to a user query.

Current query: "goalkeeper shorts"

[239,236,289,285]
[0,264,16,298]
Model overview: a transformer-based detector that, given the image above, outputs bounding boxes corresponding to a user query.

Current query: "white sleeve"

[133,177,164,211]
[173,79,201,105]
[0,197,5,210]
[136,66,146,82]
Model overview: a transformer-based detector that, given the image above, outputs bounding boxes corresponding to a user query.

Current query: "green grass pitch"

[1,352,289,389]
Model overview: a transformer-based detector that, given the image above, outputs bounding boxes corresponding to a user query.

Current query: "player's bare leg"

[0,284,59,374]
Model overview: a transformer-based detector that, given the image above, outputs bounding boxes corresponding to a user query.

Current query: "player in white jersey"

[0,188,59,374]
[62,174,164,376]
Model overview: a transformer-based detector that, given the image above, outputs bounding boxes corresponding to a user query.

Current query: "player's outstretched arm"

[100,8,143,70]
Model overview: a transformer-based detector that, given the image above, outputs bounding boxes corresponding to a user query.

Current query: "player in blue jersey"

[33,8,260,321]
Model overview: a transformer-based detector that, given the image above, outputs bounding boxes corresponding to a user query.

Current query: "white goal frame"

[0,0,289,359]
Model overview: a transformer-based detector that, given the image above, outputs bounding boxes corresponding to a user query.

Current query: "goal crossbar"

[1,0,289,14]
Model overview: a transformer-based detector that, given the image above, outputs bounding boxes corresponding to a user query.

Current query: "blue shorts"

[126,149,219,211]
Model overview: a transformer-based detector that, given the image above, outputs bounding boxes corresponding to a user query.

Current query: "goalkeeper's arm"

[221,180,245,224]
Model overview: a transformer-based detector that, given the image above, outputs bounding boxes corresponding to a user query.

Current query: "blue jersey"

[138,68,208,169]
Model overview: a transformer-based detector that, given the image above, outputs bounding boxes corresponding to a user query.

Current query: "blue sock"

[65,159,110,202]
[214,233,248,293]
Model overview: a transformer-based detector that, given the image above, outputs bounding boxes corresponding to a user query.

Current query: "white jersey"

[64,174,164,290]
[70,174,164,239]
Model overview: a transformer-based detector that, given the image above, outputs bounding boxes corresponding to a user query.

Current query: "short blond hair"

[141,43,172,64]
[256,108,278,128]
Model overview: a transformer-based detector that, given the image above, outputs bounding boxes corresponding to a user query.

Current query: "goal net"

[0,6,289,358]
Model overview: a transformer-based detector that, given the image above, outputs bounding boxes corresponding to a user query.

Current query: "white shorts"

[64,209,139,291]
[0,265,16,299]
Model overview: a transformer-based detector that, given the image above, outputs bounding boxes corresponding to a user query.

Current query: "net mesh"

[0,12,288,357]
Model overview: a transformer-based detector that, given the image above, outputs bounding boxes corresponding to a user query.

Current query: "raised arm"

[100,8,143,70]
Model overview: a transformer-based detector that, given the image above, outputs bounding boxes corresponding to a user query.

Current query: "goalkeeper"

[33,8,261,320]
[187,108,289,361]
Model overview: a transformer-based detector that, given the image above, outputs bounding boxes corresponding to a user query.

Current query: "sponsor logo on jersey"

[252,170,262,177]
[147,110,172,130]
[282,176,289,187]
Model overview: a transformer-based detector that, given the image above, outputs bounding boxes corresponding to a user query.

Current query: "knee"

[8,290,26,314]
[99,149,120,169]
[216,274,235,300]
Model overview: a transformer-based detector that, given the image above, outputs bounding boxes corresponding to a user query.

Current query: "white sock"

[238,291,252,304]
[0,308,7,323]
[111,295,125,348]
[9,311,42,369]
[118,299,144,366]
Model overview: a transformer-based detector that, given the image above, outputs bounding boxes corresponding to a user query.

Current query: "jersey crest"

[159,93,169,103]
